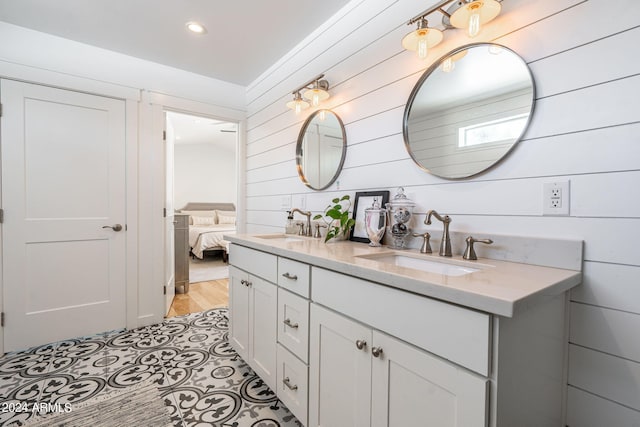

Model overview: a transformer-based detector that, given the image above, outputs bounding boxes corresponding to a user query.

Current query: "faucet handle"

[463,236,493,260]
[296,222,305,236]
[314,223,328,238]
[412,232,432,254]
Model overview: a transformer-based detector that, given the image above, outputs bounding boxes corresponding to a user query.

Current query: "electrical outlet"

[543,181,570,216]
[296,195,306,210]
[280,195,292,211]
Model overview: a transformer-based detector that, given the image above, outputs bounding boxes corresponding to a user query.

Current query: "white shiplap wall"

[244,0,640,423]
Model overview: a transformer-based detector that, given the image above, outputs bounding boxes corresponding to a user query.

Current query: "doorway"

[164,111,237,317]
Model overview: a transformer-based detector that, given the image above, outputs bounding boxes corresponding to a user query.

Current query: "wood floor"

[167,278,229,317]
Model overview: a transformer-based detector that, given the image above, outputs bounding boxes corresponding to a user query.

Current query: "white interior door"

[164,114,176,314]
[1,79,127,352]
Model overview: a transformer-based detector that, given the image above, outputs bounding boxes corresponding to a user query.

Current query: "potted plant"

[313,195,356,243]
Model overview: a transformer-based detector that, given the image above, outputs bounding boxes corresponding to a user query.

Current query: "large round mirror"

[403,43,535,179]
[296,109,347,190]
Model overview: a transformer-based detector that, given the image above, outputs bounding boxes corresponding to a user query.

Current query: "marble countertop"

[225,233,582,317]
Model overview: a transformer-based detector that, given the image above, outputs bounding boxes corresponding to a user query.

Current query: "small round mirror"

[403,43,535,179]
[296,110,347,190]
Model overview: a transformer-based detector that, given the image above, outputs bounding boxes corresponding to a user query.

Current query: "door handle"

[102,224,123,232]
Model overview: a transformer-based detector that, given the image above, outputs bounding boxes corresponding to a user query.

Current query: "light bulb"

[185,21,207,34]
[442,58,454,72]
[417,37,428,59]
[468,8,481,37]
[295,101,302,114]
[312,92,320,107]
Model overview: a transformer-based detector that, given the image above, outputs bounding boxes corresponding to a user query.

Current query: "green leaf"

[332,198,340,204]
[341,195,350,201]
[312,214,322,220]
[326,209,342,220]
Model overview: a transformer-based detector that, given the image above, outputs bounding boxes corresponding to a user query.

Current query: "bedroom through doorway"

[165,111,238,317]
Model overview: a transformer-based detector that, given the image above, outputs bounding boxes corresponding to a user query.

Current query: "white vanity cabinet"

[229,244,311,426]
[309,300,488,427]
[227,236,580,427]
[309,303,373,427]
[370,331,487,427]
[228,246,278,391]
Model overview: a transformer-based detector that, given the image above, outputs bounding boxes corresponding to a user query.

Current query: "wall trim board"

[0,59,141,100]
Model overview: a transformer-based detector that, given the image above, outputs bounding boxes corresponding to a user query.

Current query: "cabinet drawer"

[278,257,310,298]
[229,244,277,283]
[312,267,491,376]
[278,288,310,363]
[277,344,308,426]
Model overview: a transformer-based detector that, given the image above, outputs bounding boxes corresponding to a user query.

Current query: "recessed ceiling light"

[186,21,207,34]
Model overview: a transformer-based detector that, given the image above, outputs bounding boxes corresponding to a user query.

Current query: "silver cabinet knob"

[355,340,367,350]
[371,347,383,358]
[102,224,123,232]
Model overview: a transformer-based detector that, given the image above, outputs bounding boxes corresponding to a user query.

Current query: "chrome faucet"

[291,208,312,236]
[425,210,452,257]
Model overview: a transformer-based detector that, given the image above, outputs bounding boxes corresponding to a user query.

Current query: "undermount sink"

[255,234,304,242]
[355,253,482,277]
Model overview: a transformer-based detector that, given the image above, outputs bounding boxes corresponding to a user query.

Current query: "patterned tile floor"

[0,308,302,426]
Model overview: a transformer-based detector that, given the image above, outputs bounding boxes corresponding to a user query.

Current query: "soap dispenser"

[285,211,296,234]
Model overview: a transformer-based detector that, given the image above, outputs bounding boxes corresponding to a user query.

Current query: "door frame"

[144,90,246,320]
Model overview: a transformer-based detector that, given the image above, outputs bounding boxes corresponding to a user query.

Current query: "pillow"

[217,213,236,225]
[215,210,236,218]
[192,216,216,226]
[180,210,217,225]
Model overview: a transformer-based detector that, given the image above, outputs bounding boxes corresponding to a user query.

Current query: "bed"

[178,202,236,262]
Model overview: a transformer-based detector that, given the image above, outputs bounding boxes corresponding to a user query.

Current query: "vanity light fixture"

[303,79,330,107]
[401,18,443,59]
[403,0,503,58]
[448,0,501,38]
[286,74,330,113]
[286,92,310,114]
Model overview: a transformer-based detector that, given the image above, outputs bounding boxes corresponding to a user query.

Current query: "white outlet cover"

[281,195,292,211]
[543,181,570,216]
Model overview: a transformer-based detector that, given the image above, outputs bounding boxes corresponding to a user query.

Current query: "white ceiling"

[167,111,237,150]
[0,0,351,86]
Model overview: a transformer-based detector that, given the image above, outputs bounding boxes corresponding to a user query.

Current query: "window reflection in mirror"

[403,43,535,179]
[296,110,347,190]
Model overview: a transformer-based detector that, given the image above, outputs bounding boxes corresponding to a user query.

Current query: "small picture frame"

[349,190,390,243]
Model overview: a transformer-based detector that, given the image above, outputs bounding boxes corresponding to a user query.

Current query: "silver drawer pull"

[283,377,298,391]
[283,318,299,329]
[282,272,298,280]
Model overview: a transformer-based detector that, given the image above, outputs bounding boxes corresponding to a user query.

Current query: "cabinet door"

[371,331,488,427]
[249,274,278,391]
[309,304,372,427]
[229,266,250,361]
